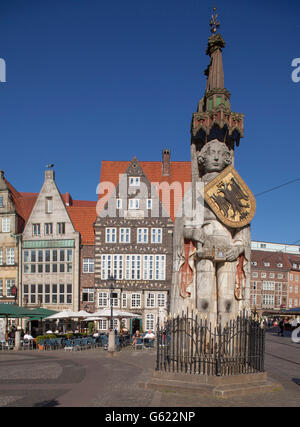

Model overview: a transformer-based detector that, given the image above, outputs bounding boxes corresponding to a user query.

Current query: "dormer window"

[129,177,140,186]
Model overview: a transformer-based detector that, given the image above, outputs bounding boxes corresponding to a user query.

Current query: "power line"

[254,178,300,197]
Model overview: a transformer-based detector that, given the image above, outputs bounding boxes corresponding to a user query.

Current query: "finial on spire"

[210,6,220,34]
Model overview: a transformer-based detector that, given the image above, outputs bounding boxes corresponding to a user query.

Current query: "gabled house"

[20,169,81,312]
[94,151,191,333]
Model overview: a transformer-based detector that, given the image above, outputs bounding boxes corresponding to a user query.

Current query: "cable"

[254,178,300,197]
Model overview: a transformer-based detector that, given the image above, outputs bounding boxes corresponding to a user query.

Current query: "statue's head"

[197,139,232,174]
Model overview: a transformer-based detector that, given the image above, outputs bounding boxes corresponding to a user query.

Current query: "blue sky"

[0,0,299,244]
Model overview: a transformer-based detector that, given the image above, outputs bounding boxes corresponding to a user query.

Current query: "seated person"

[143,330,155,347]
[24,333,34,340]
[144,329,155,339]
[132,330,141,346]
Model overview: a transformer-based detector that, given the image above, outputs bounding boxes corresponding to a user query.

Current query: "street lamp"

[108,275,117,331]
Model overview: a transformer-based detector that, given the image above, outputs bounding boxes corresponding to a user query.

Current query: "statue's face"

[202,141,231,173]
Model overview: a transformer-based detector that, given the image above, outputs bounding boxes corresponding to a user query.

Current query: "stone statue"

[171,139,252,325]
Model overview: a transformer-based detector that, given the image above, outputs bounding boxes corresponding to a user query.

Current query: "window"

[83,258,94,273]
[2,218,10,233]
[147,199,152,209]
[0,196,3,207]
[98,319,107,331]
[0,249,3,265]
[252,295,256,306]
[122,293,127,308]
[295,286,298,293]
[264,262,270,267]
[45,197,53,213]
[295,299,298,306]
[45,223,53,235]
[252,281,257,290]
[157,293,166,308]
[116,199,122,209]
[289,299,293,308]
[262,294,274,306]
[125,255,141,280]
[289,286,293,294]
[155,255,165,280]
[252,272,258,278]
[261,273,266,278]
[278,274,283,279]
[129,199,139,209]
[59,284,65,304]
[251,261,257,266]
[105,228,116,243]
[277,282,282,291]
[32,223,41,236]
[98,292,108,308]
[131,293,141,308]
[269,273,275,279]
[146,293,155,308]
[66,284,72,304]
[6,248,15,265]
[137,228,148,243]
[277,263,283,268]
[52,284,57,304]
[146,314,155,331]
[277,295,281,306]
[6,279,15,297]
[119,228,130,243]
[57,222,65,234]
[129,177,140,186]
[262,281,275,291]
[260,243,267,248]
[0,280,3,297]
[151,228,162,243]
[82,288,94,302]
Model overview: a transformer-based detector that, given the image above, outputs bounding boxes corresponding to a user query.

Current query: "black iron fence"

[156,310,265,376]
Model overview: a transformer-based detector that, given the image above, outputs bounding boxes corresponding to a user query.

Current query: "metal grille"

[156,310,265,376]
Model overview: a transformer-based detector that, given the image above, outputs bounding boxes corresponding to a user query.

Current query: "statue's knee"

[224,299,232,313]
[199,299,209,311]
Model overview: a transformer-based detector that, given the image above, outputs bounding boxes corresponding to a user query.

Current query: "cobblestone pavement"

[0,329,299,407]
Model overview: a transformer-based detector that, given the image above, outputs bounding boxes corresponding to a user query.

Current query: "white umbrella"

[44,310,78,320]
[85,309,141,318]
[83,316,103,321]
[74,310,90,318]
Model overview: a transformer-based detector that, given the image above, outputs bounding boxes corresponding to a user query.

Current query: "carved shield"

[204,165,256,228]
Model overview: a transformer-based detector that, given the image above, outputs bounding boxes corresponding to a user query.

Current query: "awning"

[0,303,34,318]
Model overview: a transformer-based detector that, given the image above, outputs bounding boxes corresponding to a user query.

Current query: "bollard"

[14,330,21,351]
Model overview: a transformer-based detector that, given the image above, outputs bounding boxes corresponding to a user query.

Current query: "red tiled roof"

[251,250,292,271]
[67,204,97,245]
[98,160,191,221]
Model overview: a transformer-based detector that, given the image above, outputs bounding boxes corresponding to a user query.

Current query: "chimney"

[65,191,73,206]
[162,149,171,176]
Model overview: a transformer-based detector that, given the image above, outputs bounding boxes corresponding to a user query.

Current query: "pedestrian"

[278,318,284,337]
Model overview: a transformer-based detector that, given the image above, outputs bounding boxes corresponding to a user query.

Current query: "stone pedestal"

[142,370,281,398]
[108,331,116,352]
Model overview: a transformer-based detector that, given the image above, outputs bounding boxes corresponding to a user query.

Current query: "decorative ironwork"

[156,310,265,376]
[210,6,220,34]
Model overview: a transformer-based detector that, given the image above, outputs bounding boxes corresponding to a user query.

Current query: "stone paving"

[0,329,299,407]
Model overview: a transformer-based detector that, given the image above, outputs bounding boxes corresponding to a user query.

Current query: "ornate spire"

[190,7,244,150]
[209,6,220,34]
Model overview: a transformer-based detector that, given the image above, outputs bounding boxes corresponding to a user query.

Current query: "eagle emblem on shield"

[204,165,256,228]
